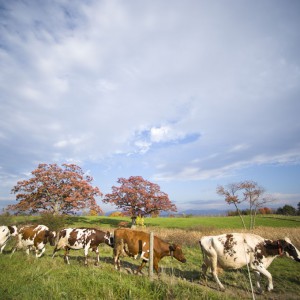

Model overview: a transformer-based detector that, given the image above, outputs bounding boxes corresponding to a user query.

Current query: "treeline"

[227,202,300,216]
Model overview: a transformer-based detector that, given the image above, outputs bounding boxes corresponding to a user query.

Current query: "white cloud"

[0,0,300,211]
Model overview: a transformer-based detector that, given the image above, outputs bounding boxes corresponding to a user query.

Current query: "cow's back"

[19,225,49,245]
[114,229,147,255]
[114,229,165,257]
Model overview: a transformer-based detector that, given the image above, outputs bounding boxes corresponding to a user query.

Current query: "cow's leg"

[10,245,18,256]
[36,246,45,258]
[84,245,90,266]
[113,247,120,270]
[113,239,123,270]
[201,262,209,284]
[52,246,58,258]
[153,257,160,275]
[211,257,225,291]
[0,243,6,253]
[64,247,70,264]
[11,240,22,256]
[93,247,100,266]
[255,266,273,292]
[136,259,147,274]
[253,271,263,294]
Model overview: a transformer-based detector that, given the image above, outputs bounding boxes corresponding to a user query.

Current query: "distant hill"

[105,209,227,217]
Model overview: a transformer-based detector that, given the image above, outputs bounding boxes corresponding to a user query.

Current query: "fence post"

[149,231,154,280]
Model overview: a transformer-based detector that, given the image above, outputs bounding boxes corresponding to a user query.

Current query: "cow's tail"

[199,239,205,260]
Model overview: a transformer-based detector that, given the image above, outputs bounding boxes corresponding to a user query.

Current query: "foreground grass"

[1,215,300,299]
[1,228,300,300]
[0,246,226,300]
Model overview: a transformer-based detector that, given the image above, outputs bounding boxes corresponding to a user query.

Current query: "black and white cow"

[200,233,300,293]
[12,224,56,257]
[0,225,18,253]
[52,228,113,265]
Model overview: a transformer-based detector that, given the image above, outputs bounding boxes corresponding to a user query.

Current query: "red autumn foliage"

[9,163,103,215]
[258,207,272,214]
[103,176,177,218]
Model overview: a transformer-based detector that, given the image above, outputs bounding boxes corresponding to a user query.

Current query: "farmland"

[0,215,300,299]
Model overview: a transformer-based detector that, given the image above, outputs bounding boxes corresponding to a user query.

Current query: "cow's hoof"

[257,289,263,295]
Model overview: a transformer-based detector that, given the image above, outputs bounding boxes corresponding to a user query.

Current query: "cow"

[199,233,300,293]
[0,225,18,253]
[113,228,186,275]
[12,224,56,258]
[52,227,113,266]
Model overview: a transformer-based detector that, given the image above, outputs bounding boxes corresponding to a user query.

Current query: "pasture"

[0,215,299,299]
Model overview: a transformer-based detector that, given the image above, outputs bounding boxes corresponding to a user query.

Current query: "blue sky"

[1,0,300,214]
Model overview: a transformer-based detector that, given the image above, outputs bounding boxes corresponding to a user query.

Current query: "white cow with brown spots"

[12,224,56,257]
[52,227,113,265]
[0,225,18,253]
[199,233,300,293]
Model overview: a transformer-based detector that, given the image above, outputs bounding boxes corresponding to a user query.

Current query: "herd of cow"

[1,224,300,294]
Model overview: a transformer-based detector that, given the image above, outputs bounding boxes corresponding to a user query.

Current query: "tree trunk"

[131,216,137,228]
[234,203,246,229]
[53,201,61,216]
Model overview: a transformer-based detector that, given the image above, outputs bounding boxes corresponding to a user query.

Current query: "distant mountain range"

[105,209,227,217]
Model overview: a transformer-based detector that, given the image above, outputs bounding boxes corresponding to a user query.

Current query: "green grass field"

[0,215,299,299]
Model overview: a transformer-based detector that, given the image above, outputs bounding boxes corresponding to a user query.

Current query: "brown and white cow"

[200,233,300,293]
[113,228,186,275]
[0,225,18,253]
[52,227,113,265]
[12,224,56,257]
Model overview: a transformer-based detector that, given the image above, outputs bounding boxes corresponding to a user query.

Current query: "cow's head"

[169,244,186,263]
[8,225,18,236]
[280,238,300,262]
[104,231,114,248]
[47,231,57,246]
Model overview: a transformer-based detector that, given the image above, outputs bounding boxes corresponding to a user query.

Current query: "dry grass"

[138,226,300,248]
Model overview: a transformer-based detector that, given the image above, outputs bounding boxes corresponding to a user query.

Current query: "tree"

[217,183,246,229]
[276,204,297,216]
[103,176,176,225]
[240,180,269,229]
[9,163,103,215]
[217,180,275,230]
[298,202,300,216]
[258,207,272,215]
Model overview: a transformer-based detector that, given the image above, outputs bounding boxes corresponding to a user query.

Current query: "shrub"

[136,215,145,227]
[0,211,14,225]
[109,211,125,217]
[39,212,67,232]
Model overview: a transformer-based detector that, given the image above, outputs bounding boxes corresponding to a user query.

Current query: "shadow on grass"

[65,216,130,228]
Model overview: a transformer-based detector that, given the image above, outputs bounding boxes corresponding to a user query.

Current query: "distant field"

[1,214,300,299]
[55,215,300,230]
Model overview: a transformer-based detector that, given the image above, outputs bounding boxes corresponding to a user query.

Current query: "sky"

[1,0,300,214]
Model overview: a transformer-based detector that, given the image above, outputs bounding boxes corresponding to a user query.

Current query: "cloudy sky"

[1,0,300,214]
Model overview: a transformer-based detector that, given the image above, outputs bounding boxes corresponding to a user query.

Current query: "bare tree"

[217,180,275,230]
[216,183,246,229]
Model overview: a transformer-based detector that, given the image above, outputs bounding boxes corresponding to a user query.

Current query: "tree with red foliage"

[9,163,103,215]
[103,176,176,225]
[258,207,272,215]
